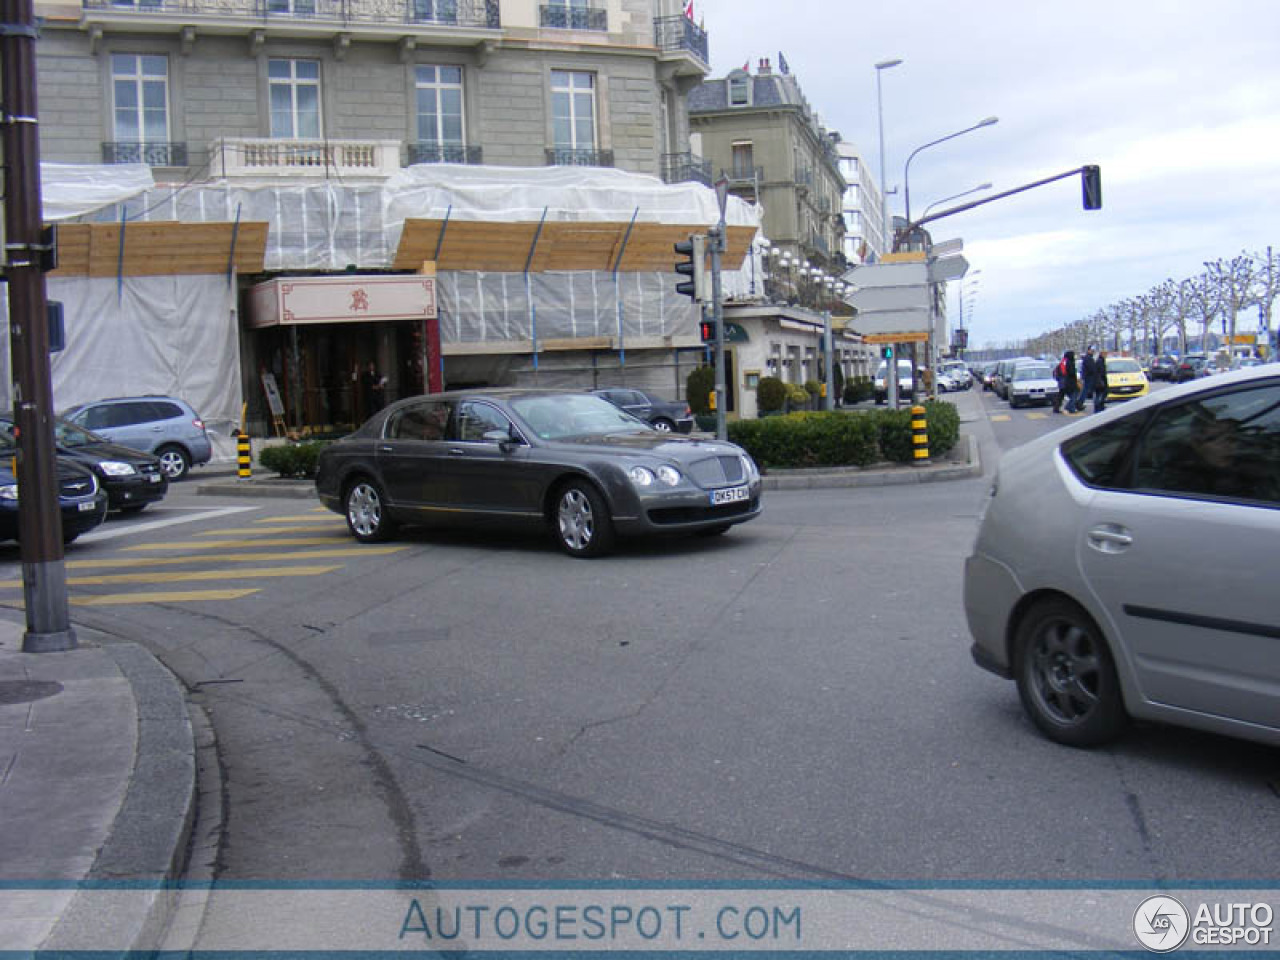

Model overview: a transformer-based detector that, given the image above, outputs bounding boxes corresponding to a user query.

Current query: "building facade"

[836,141,887,265]
[687,59,846,276]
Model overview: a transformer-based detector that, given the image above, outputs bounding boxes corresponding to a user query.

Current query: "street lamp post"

[901,117,999,245]
[921,182,992,221]
[874,58,902,261]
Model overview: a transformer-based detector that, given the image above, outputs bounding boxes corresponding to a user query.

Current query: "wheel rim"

[1027,620,1101,725]
[348,483,381,537]
[159,450,186,479]
[653,420,672,433]
[558,488,594,552]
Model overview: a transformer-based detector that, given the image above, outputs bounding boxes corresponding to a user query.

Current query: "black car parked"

[0,427,108,544]
[1,415,168,514]
[1148,355,1179,380]
[591,388,694,433]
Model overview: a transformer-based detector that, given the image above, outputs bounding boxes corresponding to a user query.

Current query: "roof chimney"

[758,58,771,75]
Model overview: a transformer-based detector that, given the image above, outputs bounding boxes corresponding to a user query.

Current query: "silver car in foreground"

[965,365,1280,747]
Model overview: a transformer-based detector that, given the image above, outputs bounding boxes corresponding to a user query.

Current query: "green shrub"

[875,400,960,462]
[686,365,715,416]
[258,440,330,478]
[785,383,808,411]
[755,375,788,414]
[804,378,822,398]
[728,411,879,470]
[923,399,960,456]
[844,376,873,404]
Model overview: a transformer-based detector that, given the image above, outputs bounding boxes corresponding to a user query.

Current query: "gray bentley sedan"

[315,389,763,558]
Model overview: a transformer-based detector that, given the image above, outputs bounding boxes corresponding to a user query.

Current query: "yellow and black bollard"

[910,405,930,466]
[236,430,252,479]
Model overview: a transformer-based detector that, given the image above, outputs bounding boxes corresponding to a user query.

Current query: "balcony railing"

[654,15,708,66]
[211,137,403,178]
[538,3,606,31]
[102,141,188,167]
[83,0,501,30]
[407,141,483,165]
[661,151,711,186]
[545,147,613,168]
[727,165,764,185]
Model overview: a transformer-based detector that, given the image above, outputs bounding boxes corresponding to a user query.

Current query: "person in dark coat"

[1055,349,1080,412]
[1093,349,1109,413]
[1078,345,1098,412]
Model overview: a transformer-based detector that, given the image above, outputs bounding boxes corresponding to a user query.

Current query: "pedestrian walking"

[1077,345,1097,412]
[1093,349,1109,413]
[1055,349,1080,412]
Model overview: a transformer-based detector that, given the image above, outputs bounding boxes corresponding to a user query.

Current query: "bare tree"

[1252,245,1279,354]
[1203,254,1258,357]
[1185,273,1220,352]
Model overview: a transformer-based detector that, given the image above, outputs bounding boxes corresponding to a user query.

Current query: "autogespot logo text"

[1133,895,1190,952]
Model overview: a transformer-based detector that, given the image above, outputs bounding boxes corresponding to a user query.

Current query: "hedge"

[257,440,331,478]
[726,400,959,470]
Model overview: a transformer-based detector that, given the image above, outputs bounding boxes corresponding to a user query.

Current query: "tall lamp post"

[874,58,902,261]
[901,116,999,245]
[921,182,992,221]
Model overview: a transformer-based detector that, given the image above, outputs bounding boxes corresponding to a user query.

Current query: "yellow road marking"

[991,414,1011,422]
[254,515,338,524]
[200,525,346,535]
[66,546,406,569]
[1026,413,1048,420]
[124,536,346,551]
[70,589,260,606]
[0,566,340,588]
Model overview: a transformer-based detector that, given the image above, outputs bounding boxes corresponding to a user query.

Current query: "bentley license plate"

[710,484,749,506]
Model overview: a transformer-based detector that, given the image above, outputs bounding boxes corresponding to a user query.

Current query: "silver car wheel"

[345,479,395,543]
[156,445,189,481]
[651,419,673,433]
[554,481,615,558]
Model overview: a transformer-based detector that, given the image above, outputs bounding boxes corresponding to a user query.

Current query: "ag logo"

[1134,895,1190,952]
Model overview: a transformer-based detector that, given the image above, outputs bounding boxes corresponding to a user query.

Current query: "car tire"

[156,444,190,481]
[120,504,148,515]
[553,479,615,558]
[651,418,675,433]
[344,477,397,544]
[1013,597,1129,747]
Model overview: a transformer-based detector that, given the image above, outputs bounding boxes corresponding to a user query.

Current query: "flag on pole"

[778,51,790,74]
[742,60,750,71]
[683,0,693,20]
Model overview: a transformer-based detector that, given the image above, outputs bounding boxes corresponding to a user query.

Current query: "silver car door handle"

[377,444,393,453]
[1087,526,1133,551]
[448,447,466,455]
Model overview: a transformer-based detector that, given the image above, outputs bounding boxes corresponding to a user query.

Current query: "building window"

[409,0,458,22]
[269,59,321,139]
[266,0,317,13]
[551,70,596,152]
[541,0,606,30]
[415,65,464,148]
[731,142,754,179]
[728,71,750,107]
[112,54,169,147]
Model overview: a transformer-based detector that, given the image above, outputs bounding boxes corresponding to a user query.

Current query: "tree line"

[1016,246,1279,359]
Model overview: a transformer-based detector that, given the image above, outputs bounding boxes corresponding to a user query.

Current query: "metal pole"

[823,309,834,410]
[711,225,726,441]
[2,0,76,651]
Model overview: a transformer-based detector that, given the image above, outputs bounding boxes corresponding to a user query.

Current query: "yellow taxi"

[1103,355,1150,401]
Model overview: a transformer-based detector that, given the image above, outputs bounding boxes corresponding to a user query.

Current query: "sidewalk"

[0,614,196,953]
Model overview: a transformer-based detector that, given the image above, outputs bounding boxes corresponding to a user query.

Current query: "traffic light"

[674,234,707,302]
[699,319,716,343]
[47,301,65,353]
[1081,165,1102,210]
[881,345,894,359]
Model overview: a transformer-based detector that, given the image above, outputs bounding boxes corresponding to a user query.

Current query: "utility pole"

[712,175,729,441]
[2,0,77,651]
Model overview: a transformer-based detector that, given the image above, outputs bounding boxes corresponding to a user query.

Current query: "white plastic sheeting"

[41,162,154,222]
[1,275,243,460]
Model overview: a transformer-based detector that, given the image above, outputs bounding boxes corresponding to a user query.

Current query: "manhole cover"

[0,680,64,705]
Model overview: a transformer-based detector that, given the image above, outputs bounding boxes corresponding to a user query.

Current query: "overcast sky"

[694,0,1280,349]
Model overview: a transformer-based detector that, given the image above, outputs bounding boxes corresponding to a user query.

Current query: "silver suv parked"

[60,396,212,480]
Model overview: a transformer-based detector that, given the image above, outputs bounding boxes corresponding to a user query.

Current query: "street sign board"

[863,331,930,344]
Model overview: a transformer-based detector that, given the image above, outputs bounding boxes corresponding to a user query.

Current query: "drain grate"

[0,680,64,706]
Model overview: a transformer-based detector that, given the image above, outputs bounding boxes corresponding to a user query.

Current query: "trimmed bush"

[844,376,873,404]
[686,365,715,416]
[785,383,808,411]
[755,375,788,415]
[258,440,330,478]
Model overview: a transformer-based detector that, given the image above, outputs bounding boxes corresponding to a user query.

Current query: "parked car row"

[0,394,213,545]
[982,355,1152,409]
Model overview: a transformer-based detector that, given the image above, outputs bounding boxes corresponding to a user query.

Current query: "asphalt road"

[6,383,1276,894]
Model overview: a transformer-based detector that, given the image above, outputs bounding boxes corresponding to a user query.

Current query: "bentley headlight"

[656,465,681,486]
[0,484,18,501]
[628,466,656,487]
[740,454,759,482]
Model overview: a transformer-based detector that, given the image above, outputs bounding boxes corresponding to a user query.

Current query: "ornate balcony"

[538,3,606,31]
[406,141,483,165]
[210,137,403,178]
[660,152,710,186]
[544,147,613,168]
[654,15,708,70]
[102,141,189,167]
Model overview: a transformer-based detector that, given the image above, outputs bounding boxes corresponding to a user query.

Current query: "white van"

[873,359,915,404]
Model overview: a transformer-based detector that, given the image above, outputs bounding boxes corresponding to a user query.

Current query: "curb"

[41,640,197,954]
[760,433,981,491]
